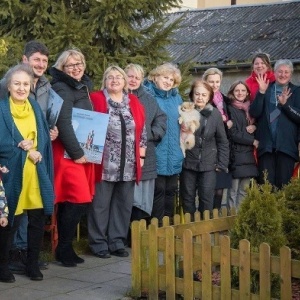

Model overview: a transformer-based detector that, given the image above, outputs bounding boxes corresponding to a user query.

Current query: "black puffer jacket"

[183,103,229,172]
[227,105,258,179]
[49,67,93,160]
[129,85,167,180]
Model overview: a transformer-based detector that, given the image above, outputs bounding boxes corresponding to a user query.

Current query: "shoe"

[73,253,84,264]
[19,249,48,270]
[95,250,111,259]
[9,249,26,275]
[26,265,43,281]
[55,249,77,267]
[0,264,16,283]
[110,249,129,257]
[38,260,49,270]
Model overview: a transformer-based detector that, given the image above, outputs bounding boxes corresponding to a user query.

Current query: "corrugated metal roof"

[166,1,300,68]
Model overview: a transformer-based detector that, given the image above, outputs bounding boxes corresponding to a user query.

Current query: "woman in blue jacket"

[144,63,184,222]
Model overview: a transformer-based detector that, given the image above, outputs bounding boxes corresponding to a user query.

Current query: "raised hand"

[277,86,292,106]
[256,73,269,94]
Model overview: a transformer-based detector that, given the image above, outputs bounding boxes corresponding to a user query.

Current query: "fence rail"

[131,209,300,299]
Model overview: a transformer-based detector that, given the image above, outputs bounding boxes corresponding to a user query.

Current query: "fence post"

[220,235,231,300]
[239,239,251,299]
[259,243,271,299]
[280,246,292,300]
[165,226,175,299]
[202,232,212,299]
[149,223,158,300]
[183,229,193,299]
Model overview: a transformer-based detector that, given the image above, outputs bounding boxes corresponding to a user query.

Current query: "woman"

[88,65,146,258]
[202,68,232,210]
[180,80,229,215]
[249,59,300,189]
[0,64,54,282]
[49,49,95,267]
[125,64,167,223]
[227,81,258,212]
[144,63,184,222]
[245,51,275,102]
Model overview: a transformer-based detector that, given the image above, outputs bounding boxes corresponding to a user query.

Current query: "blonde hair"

[124,63,145,79]
[101,65,129,92]
[202,67,223,82]
[148,63,182,88]
[53,49,86,71]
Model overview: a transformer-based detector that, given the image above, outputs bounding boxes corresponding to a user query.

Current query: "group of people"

[0,40,300,284]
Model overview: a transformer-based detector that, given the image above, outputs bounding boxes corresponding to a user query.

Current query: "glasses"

[64,62,84,70]
[106,75,124,81]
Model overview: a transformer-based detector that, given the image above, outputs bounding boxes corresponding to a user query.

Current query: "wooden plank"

[220,235,231,300]
[280,246,292,300]
[259,243,271,299]
[148,224,158,300]
[239,239,251,299]
[131,221,142,297]
[202,232,212,299]
[165,227,175,300]
[183,229,194,299]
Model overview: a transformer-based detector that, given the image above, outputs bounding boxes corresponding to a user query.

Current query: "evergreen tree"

[0,0,183,87]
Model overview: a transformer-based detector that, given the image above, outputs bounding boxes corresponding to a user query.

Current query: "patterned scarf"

[231,100,255,125]
[213,91,228,121]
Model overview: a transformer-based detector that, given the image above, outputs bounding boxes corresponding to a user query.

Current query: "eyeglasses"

[106,75,124,81]
[64,62,84,70]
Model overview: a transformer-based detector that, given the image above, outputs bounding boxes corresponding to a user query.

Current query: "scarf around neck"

[213,91,228,121]
[231,99,255,125]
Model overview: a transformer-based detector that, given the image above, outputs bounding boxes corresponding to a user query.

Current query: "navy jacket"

[249,82,300,160]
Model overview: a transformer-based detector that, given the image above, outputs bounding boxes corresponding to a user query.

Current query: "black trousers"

[180,168,216,214]
[258,151,295,189]
[0,209,45,265]
[152,174,178,221]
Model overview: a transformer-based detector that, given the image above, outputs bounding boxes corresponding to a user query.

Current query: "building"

[178,0,296,10]
[168,1,300,91]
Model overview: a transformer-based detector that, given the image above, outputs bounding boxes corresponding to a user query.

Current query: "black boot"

[26,209,45,281]
[56,202,87,267]
[0,226,15,283]
[8,248,26,274]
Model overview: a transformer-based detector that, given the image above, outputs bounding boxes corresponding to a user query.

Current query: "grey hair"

[274,59,293,73]
[5,63,34,87]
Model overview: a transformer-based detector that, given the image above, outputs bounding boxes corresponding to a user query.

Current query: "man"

[0,40,58,274]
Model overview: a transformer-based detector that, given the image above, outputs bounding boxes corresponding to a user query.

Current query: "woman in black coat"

[180,80,229,215]
[227,81,258,212]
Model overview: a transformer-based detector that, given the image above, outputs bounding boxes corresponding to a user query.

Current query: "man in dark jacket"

[249,59,300,189]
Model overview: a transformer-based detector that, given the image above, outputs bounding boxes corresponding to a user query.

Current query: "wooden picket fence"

[131,208,300,299]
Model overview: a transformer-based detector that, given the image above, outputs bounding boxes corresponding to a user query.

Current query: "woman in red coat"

[88,65,146,258]
[245,51,275,103]
[49,49,95,267]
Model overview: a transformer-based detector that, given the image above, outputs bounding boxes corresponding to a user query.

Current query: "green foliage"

[277,177,300,259]
[230,180,286,297]
[0,0,184,90]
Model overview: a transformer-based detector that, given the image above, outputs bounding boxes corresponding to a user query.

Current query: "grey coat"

[129,85,167,180]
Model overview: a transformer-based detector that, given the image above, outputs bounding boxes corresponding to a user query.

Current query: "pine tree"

[0,0,183,87]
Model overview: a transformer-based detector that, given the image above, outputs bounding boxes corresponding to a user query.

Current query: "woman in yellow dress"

[0,64,54,283]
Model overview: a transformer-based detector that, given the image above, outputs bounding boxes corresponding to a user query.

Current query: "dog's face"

[180,102,195,112]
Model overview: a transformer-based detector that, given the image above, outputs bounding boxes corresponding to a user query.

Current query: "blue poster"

[64,108,109,164]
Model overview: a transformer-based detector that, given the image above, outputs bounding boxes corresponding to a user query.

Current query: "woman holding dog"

[144,63,183,222]
[202,68,232,210]
[180,80,229,215]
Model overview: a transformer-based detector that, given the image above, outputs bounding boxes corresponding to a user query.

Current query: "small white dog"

[178,102,200,156]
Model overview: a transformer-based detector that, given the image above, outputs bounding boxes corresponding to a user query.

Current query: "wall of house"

[191,68,300,94]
